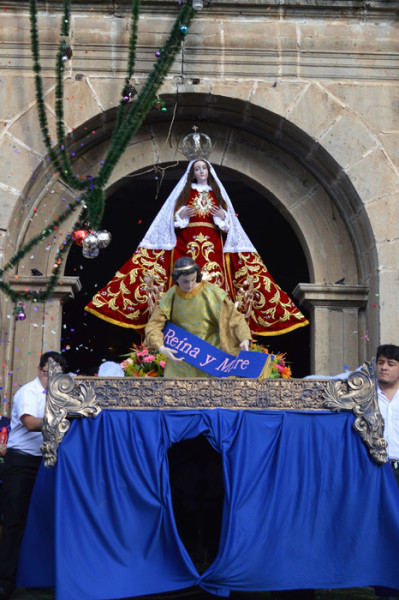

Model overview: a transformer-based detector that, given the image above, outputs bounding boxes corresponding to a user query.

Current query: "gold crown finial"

[182,127,213,160]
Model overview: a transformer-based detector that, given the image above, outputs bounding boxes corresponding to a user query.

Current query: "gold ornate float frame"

[41,359,388,468]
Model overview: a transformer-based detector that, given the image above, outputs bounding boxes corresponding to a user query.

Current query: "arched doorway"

[1,92,377,399]
[62,165,311,376]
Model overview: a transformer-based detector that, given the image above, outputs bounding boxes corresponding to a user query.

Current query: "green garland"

[0,0,196,305]
[0,199,80,302]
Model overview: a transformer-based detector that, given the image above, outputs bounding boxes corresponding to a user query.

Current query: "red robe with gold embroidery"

[85,188,308,336]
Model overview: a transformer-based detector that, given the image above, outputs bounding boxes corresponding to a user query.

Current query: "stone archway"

[1,93,377,405]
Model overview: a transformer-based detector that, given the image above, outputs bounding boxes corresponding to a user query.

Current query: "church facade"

[0,0,398,409]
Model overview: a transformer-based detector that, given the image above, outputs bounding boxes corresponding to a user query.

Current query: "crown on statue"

[182,127,213,160]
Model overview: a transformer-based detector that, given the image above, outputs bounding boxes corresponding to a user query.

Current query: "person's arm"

[0,443,6,457]
[211,206,230,232]
[174,205,195,229]
[158,346,184,362]
[144,307,183,363]
[239,339,250,351]
[219,297,251,355]
[20,414,42,432]
[230,308,251,347]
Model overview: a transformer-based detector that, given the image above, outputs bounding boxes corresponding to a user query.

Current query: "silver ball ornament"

[82,233,99,251]
[96,230,112,249]
[82,247,100,259]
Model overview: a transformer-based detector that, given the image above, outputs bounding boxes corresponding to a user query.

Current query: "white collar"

[192,183,212,192]
[377,384,399,402]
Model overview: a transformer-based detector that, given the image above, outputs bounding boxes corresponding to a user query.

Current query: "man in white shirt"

[0,351,67,600]
[376,344,399,487]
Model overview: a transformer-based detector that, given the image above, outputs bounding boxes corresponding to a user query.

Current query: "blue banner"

[163,322,269,378]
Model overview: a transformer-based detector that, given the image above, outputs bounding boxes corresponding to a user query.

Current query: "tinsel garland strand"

[110,0,140,135]
[30,0,89,191]
[0,199,82,302]
[103,0,141,181]
[30,0,194,217]
[0,200,81,276]
[30,0,64,179]
[74,1,195,229]
[2,0,196,305]
[61,0,71,37]
[126,0,140,82]
[30,0,141,195]
[0,241,72,304]
[83,188,105,230]
[97,3,195,186]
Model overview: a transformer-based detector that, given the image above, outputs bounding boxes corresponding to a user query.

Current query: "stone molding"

[8,276,82,299]
[0,277,82,404]
[293,283,369,375]
[2,3,398,82]
[293,283,369,310]
[3,1,398,14]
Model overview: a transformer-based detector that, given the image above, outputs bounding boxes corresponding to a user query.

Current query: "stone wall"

[0,0,398,409]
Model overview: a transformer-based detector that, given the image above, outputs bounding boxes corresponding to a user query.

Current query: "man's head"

[376,344,399,363]
[376,344,399,390]
[172,257,202,293]
[38,351,68,387]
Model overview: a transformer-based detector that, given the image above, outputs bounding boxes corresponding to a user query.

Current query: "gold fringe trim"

[168,248,175,289]
[253,319,309,336]
[186,222,217,230]
[85,296,309,335]
[84,305,145,330]
[225,253,236,300]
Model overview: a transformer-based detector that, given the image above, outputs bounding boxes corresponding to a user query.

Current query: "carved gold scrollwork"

[323,360,388,464]
[41,359,101,468]
[42,360,385,466]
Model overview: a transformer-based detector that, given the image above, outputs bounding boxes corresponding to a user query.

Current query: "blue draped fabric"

[18,409,399,600]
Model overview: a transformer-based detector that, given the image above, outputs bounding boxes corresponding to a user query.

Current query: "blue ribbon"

[163,322,269,378]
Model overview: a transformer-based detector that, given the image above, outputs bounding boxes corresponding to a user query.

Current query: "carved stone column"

[293,284,369,376]
[2,276,81,414]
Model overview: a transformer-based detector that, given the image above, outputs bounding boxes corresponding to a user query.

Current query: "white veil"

[140,160,256,253]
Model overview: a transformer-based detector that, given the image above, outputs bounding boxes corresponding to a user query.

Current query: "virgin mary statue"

[85,132,309,337]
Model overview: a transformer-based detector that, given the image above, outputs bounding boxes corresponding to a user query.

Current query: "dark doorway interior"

[63,165,310,376]
[167,435,224,574]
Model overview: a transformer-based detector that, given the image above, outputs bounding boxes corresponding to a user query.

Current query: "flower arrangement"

[251,342,292,379]
[121,345,166,377]
[121,343,291,379]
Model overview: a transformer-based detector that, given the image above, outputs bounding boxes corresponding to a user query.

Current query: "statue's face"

[193,160,208,185]
[176,272,199,293]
